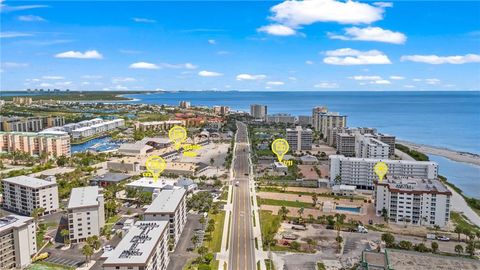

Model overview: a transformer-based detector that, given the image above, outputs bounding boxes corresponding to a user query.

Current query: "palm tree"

[431,241,439,253]
[60,229,70,244]
[311,194,318,206]
[334,221,342,236]
[454,226,463,241]
[308,214,314,223]
[281,182,288,193]
[31,207,45,229]
[297,207,304,219]
[335,235,343,252]
[455,244,464,256]
[278,206,290,220]
[82,244,94,264]
[191,234,199,247]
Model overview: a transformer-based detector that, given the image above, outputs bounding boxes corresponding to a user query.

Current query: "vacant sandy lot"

[388,249,480,270]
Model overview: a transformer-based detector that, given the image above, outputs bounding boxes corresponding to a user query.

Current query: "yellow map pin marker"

[145,155,166,182]
[374,162,388,182]
[272,139,289,162]
[168,125,187,149]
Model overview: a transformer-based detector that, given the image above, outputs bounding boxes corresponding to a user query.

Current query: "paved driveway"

[167,214,202,270]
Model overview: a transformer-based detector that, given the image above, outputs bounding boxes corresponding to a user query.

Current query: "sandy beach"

[398,140,480,166]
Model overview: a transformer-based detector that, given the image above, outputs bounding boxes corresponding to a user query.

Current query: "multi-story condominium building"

[328,127,377,146]
[2,176,59,216]
[375,177,451,227]
[12,97,32,106]
[286,126,313,151]
[336,133,356,157]
[102,221,170,270]
[0,215,37,269]
[297,115,312,127]
[355,134,390,159]
[376,133,396,157]
[70,119,125,139]
[312,107,347,137]
[266,113,296,124]
[134,120,184,131]
[67,186,105,243]
[0,116,65,132]
[0,131,71,157]
[213,105,230,115]
[311,106,328,130]
[250,104,267,120]
[144,189,187,248]
[329,155,438,190]
[179,101,191,108]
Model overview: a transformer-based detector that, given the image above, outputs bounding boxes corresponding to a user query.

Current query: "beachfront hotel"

[102,221,170,270]
[67,186,105,243]
[134,120,184,131]
[311,106,347,137]
[144,189,187,248]
[0,215,37,269]
[0,131,71,157]
[355,134,390,159]
[375,177,451,227]
[1,176,59,216]
[329,155,438,190]
[286,126,313,151]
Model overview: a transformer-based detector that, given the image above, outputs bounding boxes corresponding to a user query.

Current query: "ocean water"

[125,91,480,154]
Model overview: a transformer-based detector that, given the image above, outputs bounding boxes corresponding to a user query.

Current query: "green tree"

[60,229,70,244]
[431,241,439,253]
[398,240,412,250]
[297,207,304,219]
[335,235,343,252]
[278,206,290,220]
[381,233,395,248]
[312,194,318,206]
[308,214,314,223]
[82,244,94,263]
[414,243,428,252]
[31,207,45,228]
[290,241,300,251]
[455,244,464,256]
[466,241,476,257]
[454,226,463,241]
[197,246,208,257]
[191,234,199,247]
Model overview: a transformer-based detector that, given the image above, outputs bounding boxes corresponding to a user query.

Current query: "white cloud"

[112,77,136,83]
[305,60,314,65]
[323,48,391,65]
[55,81,72,86]
[208,39,216,45]
[1,3,48,12]
[236,73,267,81]
[18,15,45,21]
[404,85,415,88]
[55,50,103,59]
[389,75,405,80]
[82,75,102,79]
[257,24,296,36]
[400,54,480,64]
[42,76,64,80]
[371,79,391,85]
[2,62,29,68]
[198,70,223,77]
[329,26,406,44]
[0,31,33,38]
[39,83,52,87]
[132,17,156,23]
[268,0,385,27]
[314,82,339,88]
[267,81,284,86]
[373,2,393,8]
[425,78,440,85]
[350,75,382,81]
[159,62,198,69]
[288,76,297,81]
[129,62,159,69]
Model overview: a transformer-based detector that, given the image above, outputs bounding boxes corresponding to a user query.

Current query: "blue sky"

[1,0,479,91]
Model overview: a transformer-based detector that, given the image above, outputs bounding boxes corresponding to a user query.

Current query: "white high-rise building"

[0,215,37,269]
[1,176,59,216]
[329,155,438,190]
[375,177,451,227]
[144,189,187,248]
[312,107,347,137]
[67,186,105,243]
[286,126,313,151]
[355,134,390,159]
[102,221,170,270]
[250,104,267,120]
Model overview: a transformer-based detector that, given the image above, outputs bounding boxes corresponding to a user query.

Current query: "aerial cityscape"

[1,1,480,270]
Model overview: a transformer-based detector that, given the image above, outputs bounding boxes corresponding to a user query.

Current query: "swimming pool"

[336,206,361,213]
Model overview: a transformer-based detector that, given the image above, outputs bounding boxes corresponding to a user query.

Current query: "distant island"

[0,90,153,101]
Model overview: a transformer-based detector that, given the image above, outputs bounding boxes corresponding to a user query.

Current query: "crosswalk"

[43,256,83,268]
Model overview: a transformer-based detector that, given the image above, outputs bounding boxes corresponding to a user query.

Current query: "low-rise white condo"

[375,177,451,227]
[144,189,187,248]
[329,155,438,190]
[286,126,313,151]
[0,215,37,269]
[355,134,390,159]
[67,186,105,243]
[1,176,59,216]
[102,221,170,270]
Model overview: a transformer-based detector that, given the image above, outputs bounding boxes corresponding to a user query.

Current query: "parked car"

[291,225,307,231]
[437,235,450,241]
[426,233,437,240]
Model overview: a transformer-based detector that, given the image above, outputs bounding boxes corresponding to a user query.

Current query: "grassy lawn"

[451,211,480,232]
[106,214,121,224]
[258,187,365,201]
[257,197,315,209]
[317,262,326,270]
[204,211,226,253]
[27,262,74,270]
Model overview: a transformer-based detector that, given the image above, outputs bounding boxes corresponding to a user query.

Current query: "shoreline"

[398,140,480,166]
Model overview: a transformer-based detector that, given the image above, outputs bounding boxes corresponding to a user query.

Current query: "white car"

[235,181,239,186]
[437,236,450,241]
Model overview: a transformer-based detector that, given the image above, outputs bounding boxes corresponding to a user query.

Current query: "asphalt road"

[229,122,256,270]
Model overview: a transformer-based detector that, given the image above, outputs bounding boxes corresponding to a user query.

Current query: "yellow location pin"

[374,162,388,182]
[168,125,187,149]
[272,139,289,162]
[145,155,166,182]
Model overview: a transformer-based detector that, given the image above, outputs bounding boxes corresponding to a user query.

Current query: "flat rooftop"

[0,215,33,232]
[378,177,451,194]
[329,155,437,166]
[68,186,101,209]
[2,175,56,188]
[126,177,178,189]
[103,221,168,266]
[145,189,186,214]
[91,172,130,183]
